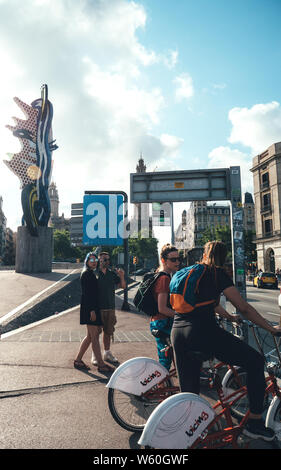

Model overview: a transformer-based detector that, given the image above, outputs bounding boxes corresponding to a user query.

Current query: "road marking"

[266,312,281,318]
[0,269,78,324]
[1,288,138,340]
[1,305,79,340]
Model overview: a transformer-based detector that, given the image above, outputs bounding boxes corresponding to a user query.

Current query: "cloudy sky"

[1,0,281,246]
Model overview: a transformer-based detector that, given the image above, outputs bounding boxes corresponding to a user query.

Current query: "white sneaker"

[104,351,119,364]
[91,355,98,366]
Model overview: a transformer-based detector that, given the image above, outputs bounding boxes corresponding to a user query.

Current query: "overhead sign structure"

[83,194,124,246]
[130,168,230,203]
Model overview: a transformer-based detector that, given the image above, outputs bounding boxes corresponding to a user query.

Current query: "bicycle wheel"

[222,368,249,420]
[108,378,174,432]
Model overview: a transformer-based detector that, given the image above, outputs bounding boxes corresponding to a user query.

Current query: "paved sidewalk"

[0,275,278,450]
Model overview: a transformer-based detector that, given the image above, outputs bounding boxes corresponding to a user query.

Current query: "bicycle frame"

[139,320,281,449]
[189,326,281,449]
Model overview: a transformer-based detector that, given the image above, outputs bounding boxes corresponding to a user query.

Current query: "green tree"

[199,225,232,258]
[199,225,256,265]
[111,233,159,269]
[53,230,80,260]
[244,229,257,264]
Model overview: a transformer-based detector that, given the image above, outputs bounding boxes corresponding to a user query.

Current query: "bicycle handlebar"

[228,316,281,337]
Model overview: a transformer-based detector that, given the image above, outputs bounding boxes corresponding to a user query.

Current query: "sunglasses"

[166,257,180,262]
[88,257,97,262]
[102,258,110,261]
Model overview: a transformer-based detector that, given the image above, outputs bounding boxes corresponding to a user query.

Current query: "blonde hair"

[155,244,178,271]
[160,243,178,260]
[202,241,227,267]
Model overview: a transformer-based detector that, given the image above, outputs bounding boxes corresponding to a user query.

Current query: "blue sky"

[0,0,281,246]
[137,0,281,167]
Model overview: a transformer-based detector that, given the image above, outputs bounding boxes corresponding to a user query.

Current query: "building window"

[262,193,271,210]
[261,172,269,189]
[264,219,272,235]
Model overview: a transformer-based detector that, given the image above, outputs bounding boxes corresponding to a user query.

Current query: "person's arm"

[115,268,126,289]
[223,286,281,334]
[157,293,175,318]
[215,303,241,323]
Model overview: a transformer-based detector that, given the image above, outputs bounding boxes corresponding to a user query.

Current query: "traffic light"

[133,256,138,264]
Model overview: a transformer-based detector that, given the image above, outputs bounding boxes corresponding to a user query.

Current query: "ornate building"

[48,182,70,232]
[243,192,255,232]
[131,155,152,237]
[251,142,281,272]
[175,194,255,250]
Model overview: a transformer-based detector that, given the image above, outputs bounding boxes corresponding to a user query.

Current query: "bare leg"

[103,332,111,352]
[88,325,108,368]
[75,333,91,361]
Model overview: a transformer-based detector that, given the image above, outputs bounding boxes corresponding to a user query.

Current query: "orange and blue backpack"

[169,263,217,313]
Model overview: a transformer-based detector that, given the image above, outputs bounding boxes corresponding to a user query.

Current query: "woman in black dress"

[74,252,113,372]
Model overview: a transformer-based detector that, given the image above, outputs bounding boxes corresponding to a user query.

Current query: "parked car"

[253,272,278,289]
[278,289,281,310]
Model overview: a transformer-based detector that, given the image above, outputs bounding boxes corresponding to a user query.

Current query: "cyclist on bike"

[170,240,281,442]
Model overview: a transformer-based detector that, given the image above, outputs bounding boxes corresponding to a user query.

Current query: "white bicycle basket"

[138,392,215,449]
[106,357,169,395]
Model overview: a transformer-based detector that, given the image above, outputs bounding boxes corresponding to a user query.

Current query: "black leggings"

[171,320,266,415]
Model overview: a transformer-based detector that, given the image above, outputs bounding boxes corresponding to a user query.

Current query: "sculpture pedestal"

[15,226,53,273]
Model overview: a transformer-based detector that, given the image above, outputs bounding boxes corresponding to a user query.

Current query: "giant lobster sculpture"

[4,84,58,236]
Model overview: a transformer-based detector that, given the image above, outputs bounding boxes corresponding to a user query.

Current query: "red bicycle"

[107,327,245,433]
[139,323,281,449]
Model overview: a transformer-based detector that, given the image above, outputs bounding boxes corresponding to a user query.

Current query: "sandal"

[74,360,90,370]
[97,364,114,373]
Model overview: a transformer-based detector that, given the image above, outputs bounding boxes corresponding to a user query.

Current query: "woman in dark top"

[170,241,281,442]
[74,252,113,373]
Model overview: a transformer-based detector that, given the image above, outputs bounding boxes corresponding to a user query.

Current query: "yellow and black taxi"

[253,272,278,289]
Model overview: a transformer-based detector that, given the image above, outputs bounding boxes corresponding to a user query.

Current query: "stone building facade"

[48,182,70,232]
[251,142,281,272]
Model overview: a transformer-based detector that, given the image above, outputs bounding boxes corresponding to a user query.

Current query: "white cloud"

[160,50,178,69]
[83,59,164,126]
[212,83,227,90]
[208,146,253,194]
[206,101,281,200]
[174,73,194,102]
[228,101,281,154]
[0,0,182,231]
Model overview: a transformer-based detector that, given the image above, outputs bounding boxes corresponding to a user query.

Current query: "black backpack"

[133,271,170,316]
